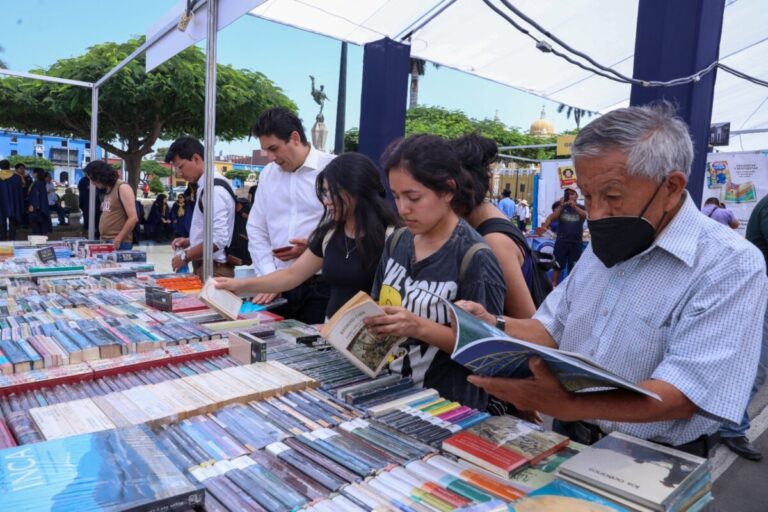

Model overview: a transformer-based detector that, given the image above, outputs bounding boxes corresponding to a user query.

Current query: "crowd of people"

[190,105,767,462]
[10,103,768,463]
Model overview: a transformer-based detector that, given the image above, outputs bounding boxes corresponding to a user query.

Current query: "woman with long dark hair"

[452,133,537,317]
[215,152,401,319]
[27,168,51,235]
[363,134,506,411]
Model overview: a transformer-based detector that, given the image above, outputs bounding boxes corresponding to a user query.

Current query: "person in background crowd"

[133,200,145,244]
[61,187,80,226]
[15,163,30,230]
[247,107,334,323]
[147,194,172,241]
[167,137,235,278]
[170,194,191,238]
[77,173,97,237]
[248,183,258,205]
[457,103,767,457]
[452,134,536,319]
[85,160,138,250]
[0,160,24,240]
[497,188,516,220]
[364,134,506,413]
[45,173,67,228]
[717,194,768,461]
[143,182,150,199]
[515,199,530,233]
[701,196,739,229]
[216,152,401,320]
[539,188,587,285]
[27,168,51,236]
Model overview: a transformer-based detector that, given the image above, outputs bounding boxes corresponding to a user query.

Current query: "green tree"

[141,159,172,178]
[408,58,439,109]
[8,155,55,172]
[149,175,165,194]
[0,37,295,192]
[344,127,359,152]
[344,105,560,161]
[224,169,255,181]
[153,147,169,161]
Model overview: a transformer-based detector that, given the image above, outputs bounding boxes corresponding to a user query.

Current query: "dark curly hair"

[384,134,474,216]
[84,160,118,188]
[451,133,498,209]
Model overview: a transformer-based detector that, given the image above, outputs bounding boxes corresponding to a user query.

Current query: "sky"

[0,0,577,158]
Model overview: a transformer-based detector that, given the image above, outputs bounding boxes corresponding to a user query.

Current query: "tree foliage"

[0,37,295,192]
[8,155,55,172]
[149,175,165,195]
[141,159,172,178]
[224,169,255,181]
[344,106,560,160]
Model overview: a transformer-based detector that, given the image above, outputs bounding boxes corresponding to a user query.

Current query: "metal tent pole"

[202,0,218,282]
[88,87,98,240]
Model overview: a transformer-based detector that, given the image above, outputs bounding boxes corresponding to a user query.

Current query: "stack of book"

[551,431,712,511]
[442,415,570,478]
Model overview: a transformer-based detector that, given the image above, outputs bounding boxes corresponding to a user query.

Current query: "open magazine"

[321,291,406,377]
[443,298,661,400]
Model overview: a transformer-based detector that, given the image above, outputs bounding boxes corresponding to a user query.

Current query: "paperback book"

[320,291,406,377]
[198,279,242,321]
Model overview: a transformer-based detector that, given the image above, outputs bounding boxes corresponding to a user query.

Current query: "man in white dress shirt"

[167,137,236,278]
[247,108,334,324]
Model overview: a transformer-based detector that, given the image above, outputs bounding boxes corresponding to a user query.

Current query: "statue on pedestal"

[309,75,330,151]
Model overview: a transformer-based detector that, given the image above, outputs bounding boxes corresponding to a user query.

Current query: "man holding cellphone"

[247,108,334,324]
[540,188,587,285]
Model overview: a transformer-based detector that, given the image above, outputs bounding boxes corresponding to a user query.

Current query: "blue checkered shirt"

[535,194,767,445]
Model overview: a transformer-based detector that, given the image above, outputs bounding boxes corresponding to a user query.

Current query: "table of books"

[0,240,714,511]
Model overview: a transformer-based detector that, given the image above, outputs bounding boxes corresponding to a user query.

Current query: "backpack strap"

[387,226,408,254]
[459,242,491,283]
[198,178,237,213]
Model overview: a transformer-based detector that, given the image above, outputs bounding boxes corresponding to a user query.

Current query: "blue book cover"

[510,479,629,511]
[444,298,660,400]
[0,425,204,511]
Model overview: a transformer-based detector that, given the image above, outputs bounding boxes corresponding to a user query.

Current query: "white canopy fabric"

[249,0,768,137]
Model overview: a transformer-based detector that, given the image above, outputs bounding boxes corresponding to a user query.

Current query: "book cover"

[443,298,661,400]
[442,430,528,478]
[198,278,242,320]
[460,415,570,465]
[510,479,629,511]
[0,425,204,511]
[508,442,586,492]
[320,291,406,378]
[557,432,709,511]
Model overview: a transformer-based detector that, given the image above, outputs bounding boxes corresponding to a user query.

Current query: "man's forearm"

[557,380,698,423]
[505,318,558,348]
[186,242,221,261]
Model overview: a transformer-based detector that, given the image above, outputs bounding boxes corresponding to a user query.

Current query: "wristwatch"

[495,315,506,331]
[180,250,189,262]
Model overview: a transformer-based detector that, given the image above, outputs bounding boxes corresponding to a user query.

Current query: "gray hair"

[572,102,694,182]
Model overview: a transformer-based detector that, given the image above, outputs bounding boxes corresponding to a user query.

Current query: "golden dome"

[529,105,555,136]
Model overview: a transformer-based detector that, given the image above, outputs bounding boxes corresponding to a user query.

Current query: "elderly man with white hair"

[459,103,767,457]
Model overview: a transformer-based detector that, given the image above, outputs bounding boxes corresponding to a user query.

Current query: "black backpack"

[475,218,555,308]
[199,178,252,266]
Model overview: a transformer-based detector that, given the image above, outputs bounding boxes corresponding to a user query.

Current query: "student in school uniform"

[167,137,235,278]
[215,152,401,319]
[363,134,506,412]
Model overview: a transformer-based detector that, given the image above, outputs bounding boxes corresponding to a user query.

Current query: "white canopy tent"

[248,0,768,148]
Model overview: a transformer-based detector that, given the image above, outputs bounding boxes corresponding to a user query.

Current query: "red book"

[0,419,17,449]
[442,430,528,478]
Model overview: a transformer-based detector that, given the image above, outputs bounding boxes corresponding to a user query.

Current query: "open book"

[198,278,243,320]
[444,298,661,400]
[320,291,406,377]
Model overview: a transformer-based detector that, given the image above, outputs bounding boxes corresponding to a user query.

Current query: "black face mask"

[587,180,668,268]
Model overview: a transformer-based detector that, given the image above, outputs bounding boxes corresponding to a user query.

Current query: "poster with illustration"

[559,165,577,188]
[702,151,768,235]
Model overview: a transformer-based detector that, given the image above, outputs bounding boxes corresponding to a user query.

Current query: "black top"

[556,203,585,242]
[309,227,378,319]
[371,219,506,411]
